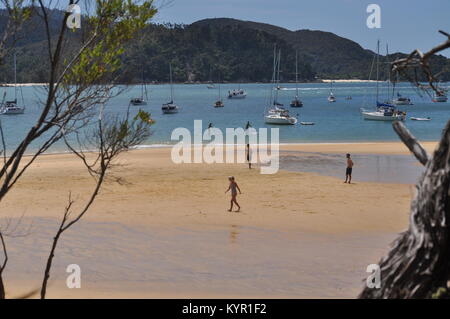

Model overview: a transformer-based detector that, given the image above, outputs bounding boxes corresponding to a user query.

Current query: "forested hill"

[0,11,449,83]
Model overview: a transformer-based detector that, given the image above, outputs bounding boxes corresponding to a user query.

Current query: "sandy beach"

[0,142,437,298]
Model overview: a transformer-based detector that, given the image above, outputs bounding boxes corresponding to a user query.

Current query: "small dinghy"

[300,121,315,125]
[411,117,431,121]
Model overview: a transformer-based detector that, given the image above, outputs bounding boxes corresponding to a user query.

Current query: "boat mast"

[376,40,380,102]
[141,68,145,100]
[218,73,221,101]
[295,50,299,98]
[169,63,173,102]
[274,49,281,104]
[269,44,277,107]
[386,43,391,101]
[14,53,17,101]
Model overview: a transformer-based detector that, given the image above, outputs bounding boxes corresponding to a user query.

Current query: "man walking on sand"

[344,153,354,184]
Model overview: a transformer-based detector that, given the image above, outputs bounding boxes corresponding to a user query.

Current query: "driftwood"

[359,120,450,298]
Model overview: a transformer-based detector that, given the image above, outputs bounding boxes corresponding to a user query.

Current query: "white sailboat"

[264,48,297,125]
[290,50,303,108]
[327,81,336,102]
[130,69,148,106]
[162,63,179,114]
[361,41,406,121]
[1,53,25,115]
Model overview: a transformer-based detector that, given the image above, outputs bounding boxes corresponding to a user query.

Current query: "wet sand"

[0,142,432,298]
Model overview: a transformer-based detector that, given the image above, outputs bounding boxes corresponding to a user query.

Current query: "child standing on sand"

[225,176,241,212]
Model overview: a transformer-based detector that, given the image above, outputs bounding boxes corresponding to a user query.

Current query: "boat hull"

[130,101,147,106]
[290,100,303,107]
[1,109,25,115]
[228,94,247,99]
[264,115,297,125]
[392,99,413,106]
[162,103,179,114]
[362,111,405,121]
[433,97,448,103]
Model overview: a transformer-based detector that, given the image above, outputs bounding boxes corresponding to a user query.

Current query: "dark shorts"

[346,167,353,175]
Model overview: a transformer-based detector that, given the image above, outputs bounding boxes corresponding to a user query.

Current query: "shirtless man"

[344,153,354,184]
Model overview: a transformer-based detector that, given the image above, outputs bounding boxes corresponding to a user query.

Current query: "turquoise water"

[0,82,449,153]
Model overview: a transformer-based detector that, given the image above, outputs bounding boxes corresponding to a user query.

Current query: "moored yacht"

[290,51,303,108]
[432,91,448,103]
[1,54,25,115]
[361,41,406,122]
[328,81,336,102]
[264,48,297,125]
[162,63,179,114]
[392,93,413,105]
[228,88,247,99]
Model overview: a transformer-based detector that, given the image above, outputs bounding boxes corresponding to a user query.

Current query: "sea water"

[0,82,448,154]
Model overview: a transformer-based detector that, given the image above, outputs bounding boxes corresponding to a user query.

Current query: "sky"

[153,0,450,57]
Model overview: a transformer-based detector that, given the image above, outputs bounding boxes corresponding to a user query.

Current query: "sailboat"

[213,76,224,108]
[228,81,247,99]
[433,91,448,103]
[392,92,413,105]
[327,81,336,102]
[432,82,448,102]
[130,69,149,106]
[290,51,303,108]
[1,53,25,115]
[264,48,297,125]
[361,41,406,121]
[162,63,179,114]
[388,52,412,106]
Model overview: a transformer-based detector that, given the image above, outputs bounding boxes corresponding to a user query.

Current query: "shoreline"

[1,80,414,87]
[16,140,438,157]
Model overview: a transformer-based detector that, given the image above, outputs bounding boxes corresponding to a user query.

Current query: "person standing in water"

[225,176,241,212]
[344,153,354,184]
[246,143,252,169]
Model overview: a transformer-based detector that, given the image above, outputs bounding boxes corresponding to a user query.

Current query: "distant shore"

[0,79,395,87]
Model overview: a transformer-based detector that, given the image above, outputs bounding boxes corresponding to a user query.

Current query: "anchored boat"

[162,63,179,114]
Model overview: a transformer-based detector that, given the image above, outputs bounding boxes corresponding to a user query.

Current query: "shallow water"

[0,82,448,154]
[280,151,424,184]
[5,217,395,298]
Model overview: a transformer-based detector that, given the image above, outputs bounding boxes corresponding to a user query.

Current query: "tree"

[0,0,156,299]
[360,30,450,299]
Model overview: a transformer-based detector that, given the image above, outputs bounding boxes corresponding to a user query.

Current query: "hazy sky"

[153,0,450,57]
